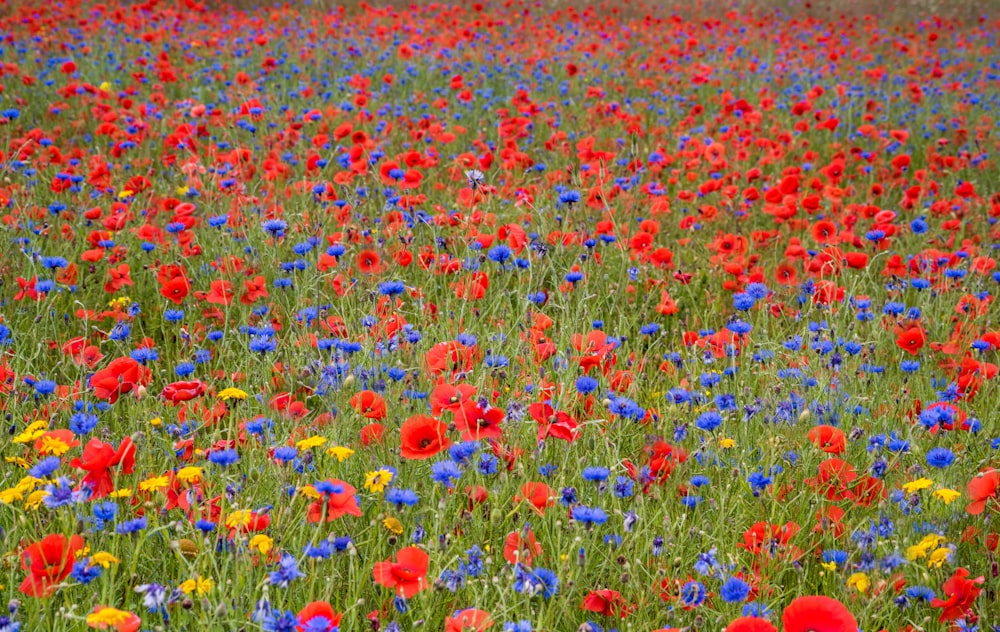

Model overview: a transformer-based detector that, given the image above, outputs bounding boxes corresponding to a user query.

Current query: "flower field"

[0,1,998,630]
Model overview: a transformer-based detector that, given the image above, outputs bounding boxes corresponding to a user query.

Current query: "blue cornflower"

[385,488,419,508]
[29,456,61,478]
[582,466,610,483]
[208,448,240,467]
[695,410,723,432]
[719,576,750,603]
[613,477,634,498]
[269,554,306,588]
[431,461,462,487]
[70,559,102,584]
[680,580,707,608]
[262,219,288,237]
[575,376,598,394]
[571,505,608,526]
[926,447,955,468]
[273,447,298,463]
[262,610,299,632]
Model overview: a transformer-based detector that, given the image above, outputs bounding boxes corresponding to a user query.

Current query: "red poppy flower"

[514,482,553,515]
[807,425,846,454]
[372,546,430,598]
[306,480,362,523]
[89,357,151,404]
[895,326,926,355]
[725,618,777,632]
[19,533,86,597]
[580,589,631,618]
[161,380,206,405]
[349,390,387,420]
[296,601,342,632]
[966,469,999,515]
[931,567,984,622]
[430,383,478,415]
[445,608,493,632]
[360,423,385,446]
[357,249,382,274]
[781,596,857,632]
[503,529,543,567]
[69,437,136,499]
[399,415,451,460]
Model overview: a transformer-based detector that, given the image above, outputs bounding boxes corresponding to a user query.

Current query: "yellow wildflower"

[117,190,134,201]
[382,516,404,535]
[24,490,48,510]
[298,486,321,500]
[225,510,252,529]
[365,469,394,494]
[218,387,248,401]
[138,475,170,493]
[37,435,71,456]
[13,420,49,444]
[326,445,355,462]
[5,456,30,469]
[149,417,162,427]
[718,437,735,449]
[86,607,134,627]
[179,576,213,596]
[0,488,23,504]
[176,466,204,484]
[846,572,870,593]
[933,488,961,504]
[90,552,120,568]
[295,435,326,451]
[821,561,837,572]
[109,488,132,499]
[902,478,934,494]
[249,534,274,555]
[927,547,951,568]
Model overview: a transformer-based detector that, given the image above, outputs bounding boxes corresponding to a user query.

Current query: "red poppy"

[296,601,342,632]
[725,618,777,632]
[503,529,543,567]
[360,423,385,446]
[966,469,999,515]
[781,596,857,632]
[19,533,86,597]
[161,380,206,404]
[399,415,451,460]
[306,480,362,523]
[372,546,430,598]
[514,482,553,515]
[160,276,190,304]
[69,437,137,499]
[931,567,984,622]
[89,357,151,404]
[895,326,926,355]
[445,608,493,632]
[430,383,478,415]
[357,249,382,273]
[806,425,846,454]
[349,390,387,420]
[580,589,631,618]
[104,264,134,293]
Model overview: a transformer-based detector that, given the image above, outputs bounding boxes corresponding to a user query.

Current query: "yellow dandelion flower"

[933,488,961,504]
[86,607,134,627]
[326,445,355,462]
[179,576,213,596]
[13,420,49,444]
[90,552,120,568]
[718,437,735,449]
[249,534,274,555]
[846,572,870,593]
[218,387,248,401]
[109,488,132,499]
[295,435,327,451]
[176,466,203,484]
[364,469,394,494]
[138,475,170,493]
[382,516,404,535]
[927,547,951,569]
[902,478,934,494]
